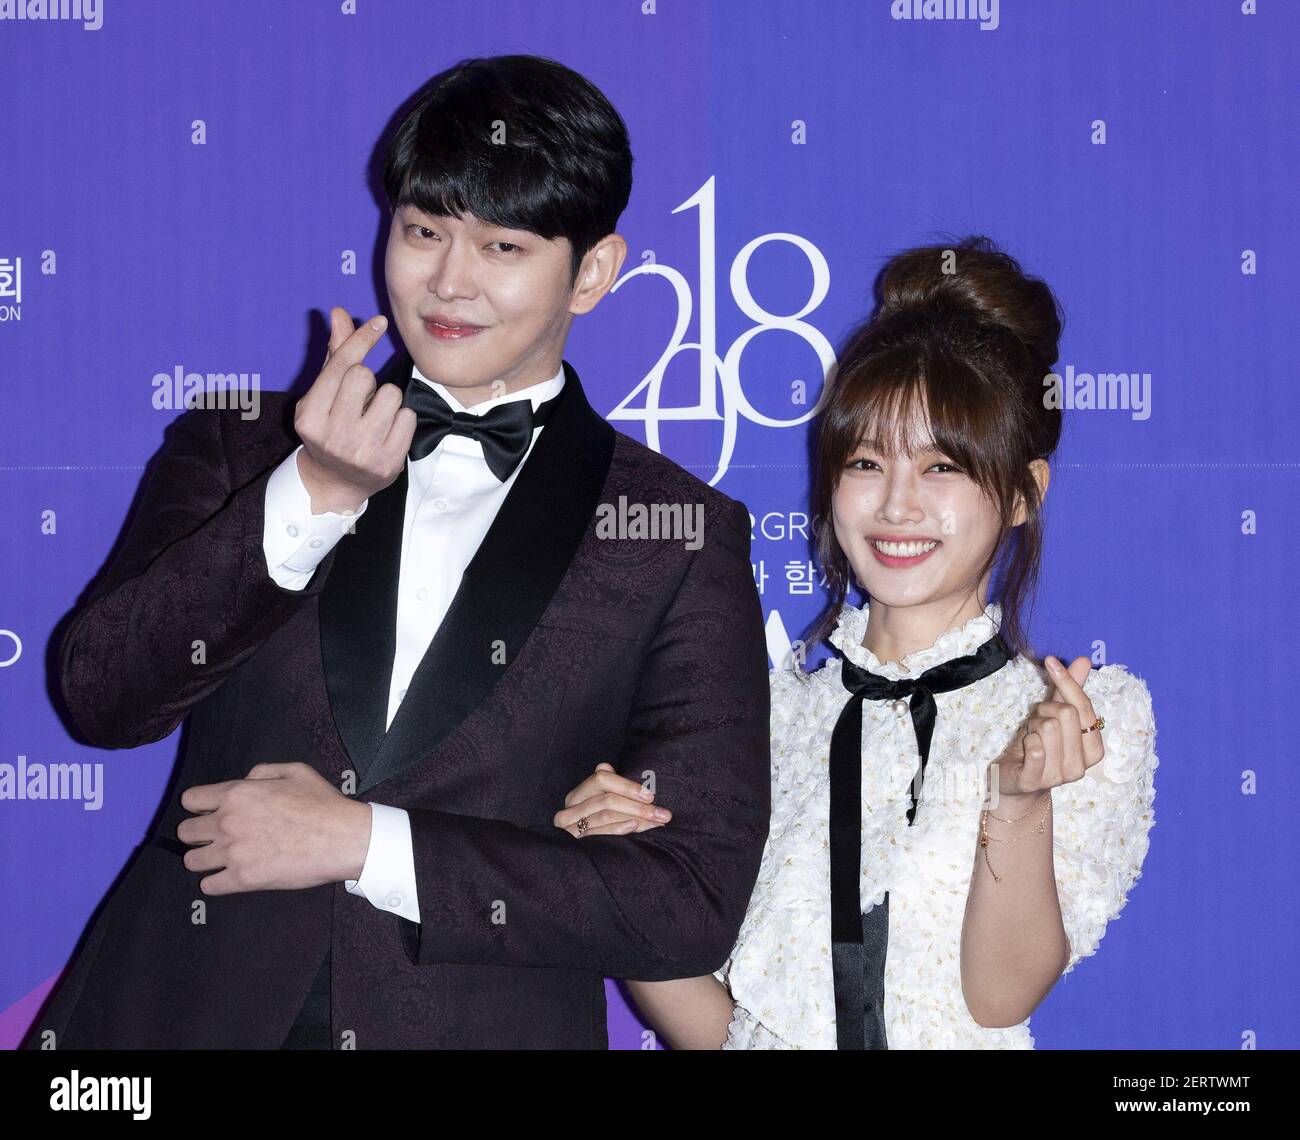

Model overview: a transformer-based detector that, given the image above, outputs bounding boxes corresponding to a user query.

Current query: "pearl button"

[893,699,910,716]
[286,525,299,537]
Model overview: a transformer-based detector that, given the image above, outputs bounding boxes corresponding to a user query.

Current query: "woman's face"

[830,422,1006,612]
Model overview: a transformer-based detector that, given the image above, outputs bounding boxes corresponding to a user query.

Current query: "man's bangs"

[394,156,565,243]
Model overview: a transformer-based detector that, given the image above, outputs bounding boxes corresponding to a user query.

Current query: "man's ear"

[568,234,629,316]
[1011,458,1051,526]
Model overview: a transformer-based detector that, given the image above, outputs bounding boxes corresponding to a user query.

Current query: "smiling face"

[384,203,592,407]
[831,408,1007,617]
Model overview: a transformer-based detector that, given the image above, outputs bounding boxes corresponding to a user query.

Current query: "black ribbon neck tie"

[829,630,1012,1049]
[403,381,561,481]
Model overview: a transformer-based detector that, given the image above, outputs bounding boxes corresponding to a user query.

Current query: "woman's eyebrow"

[855,438,941,454]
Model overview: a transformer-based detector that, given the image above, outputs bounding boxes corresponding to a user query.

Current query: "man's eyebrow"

[397,204,527,235]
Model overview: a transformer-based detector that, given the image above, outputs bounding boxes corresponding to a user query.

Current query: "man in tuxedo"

[25,55,770,1049]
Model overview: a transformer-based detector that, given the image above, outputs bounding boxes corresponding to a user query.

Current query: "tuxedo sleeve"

[397,496,771,981]
[60,406,337,748]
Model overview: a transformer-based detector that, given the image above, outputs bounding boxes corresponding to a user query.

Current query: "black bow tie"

[402,379,561,481]
[829,628,1012,1050]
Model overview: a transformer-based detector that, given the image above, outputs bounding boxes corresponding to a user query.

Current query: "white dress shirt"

[261,360,566,924]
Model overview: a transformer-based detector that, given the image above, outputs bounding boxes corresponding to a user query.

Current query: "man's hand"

[293,306,418,514]
[177,762,372,894]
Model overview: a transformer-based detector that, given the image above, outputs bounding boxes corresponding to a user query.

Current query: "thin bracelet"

[986,789,1051,824]
[979,795,1052,883]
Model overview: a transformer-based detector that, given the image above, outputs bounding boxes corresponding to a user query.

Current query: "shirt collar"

[829,600,1003,681]
[410,361,566,416]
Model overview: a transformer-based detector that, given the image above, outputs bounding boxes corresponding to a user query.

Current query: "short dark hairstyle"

[382,55,633,284]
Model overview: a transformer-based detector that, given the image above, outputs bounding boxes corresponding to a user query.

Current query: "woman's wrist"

[986,786,1051,821]
[979,790,1053,883]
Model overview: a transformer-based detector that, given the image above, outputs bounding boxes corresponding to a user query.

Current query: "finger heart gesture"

[994,655,1105,799]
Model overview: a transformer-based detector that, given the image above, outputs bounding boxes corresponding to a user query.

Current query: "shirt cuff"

[262,445,369,590]
[344,802,421,924]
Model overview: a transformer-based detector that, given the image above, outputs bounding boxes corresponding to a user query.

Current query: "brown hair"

[802,236,1064,665]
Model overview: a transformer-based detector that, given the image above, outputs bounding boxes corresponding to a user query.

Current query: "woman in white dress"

[555,237,1158,1049]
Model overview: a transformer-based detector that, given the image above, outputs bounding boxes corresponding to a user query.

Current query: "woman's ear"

[1011,459,1051,526]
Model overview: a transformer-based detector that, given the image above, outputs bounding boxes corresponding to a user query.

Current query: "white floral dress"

[714,601,1158,1049]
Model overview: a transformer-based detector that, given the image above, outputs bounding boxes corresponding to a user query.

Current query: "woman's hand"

[993,655,1105,802]
[553,763,673,838]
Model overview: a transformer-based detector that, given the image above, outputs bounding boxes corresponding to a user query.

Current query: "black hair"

[382,55,633,284]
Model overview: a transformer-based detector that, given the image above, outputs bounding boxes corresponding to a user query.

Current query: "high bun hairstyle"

[805,236,1065,663]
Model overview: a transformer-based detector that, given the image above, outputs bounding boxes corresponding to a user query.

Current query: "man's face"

[384,203,579,407]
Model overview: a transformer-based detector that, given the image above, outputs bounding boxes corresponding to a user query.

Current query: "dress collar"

[829,600,1004,681]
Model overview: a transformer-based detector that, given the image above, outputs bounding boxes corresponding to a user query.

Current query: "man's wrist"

[342,799,373,883]
[296,450,368,516]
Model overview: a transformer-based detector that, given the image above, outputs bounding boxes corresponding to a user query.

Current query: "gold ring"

[1081,716,1105,735]
[576,816,590,834]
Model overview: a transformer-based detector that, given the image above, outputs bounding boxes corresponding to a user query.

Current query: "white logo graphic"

[0,629,21,667]
[609,177,835,486]
[0,256,21,320]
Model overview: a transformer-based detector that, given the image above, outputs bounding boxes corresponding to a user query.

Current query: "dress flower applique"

[716,600,1158,1050]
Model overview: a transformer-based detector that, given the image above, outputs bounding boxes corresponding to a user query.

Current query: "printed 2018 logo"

[609,178,835,486]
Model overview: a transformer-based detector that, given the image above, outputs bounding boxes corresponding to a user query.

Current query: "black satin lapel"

[357,359,616,794]
[318,348,414,782]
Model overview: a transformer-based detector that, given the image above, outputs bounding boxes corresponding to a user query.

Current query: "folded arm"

[396,496,771,981]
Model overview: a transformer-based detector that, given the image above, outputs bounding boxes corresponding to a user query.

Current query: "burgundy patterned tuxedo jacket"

[24,349,771,1049]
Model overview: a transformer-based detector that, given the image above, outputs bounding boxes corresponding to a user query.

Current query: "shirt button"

[309,538,323,548]
[416,587,429,602]
[286,524,299,537]
[398,687,408,700]
[893,699,909,716]
[432,498,448,512]
[385,893,403,909]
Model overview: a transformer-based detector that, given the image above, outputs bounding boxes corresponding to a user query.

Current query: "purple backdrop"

[2,0,1296,1049]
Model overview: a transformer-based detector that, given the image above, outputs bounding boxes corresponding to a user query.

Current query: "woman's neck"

[861,593,990,667]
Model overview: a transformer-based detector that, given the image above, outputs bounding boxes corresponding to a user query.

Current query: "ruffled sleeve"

[1050,663,1158,976]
